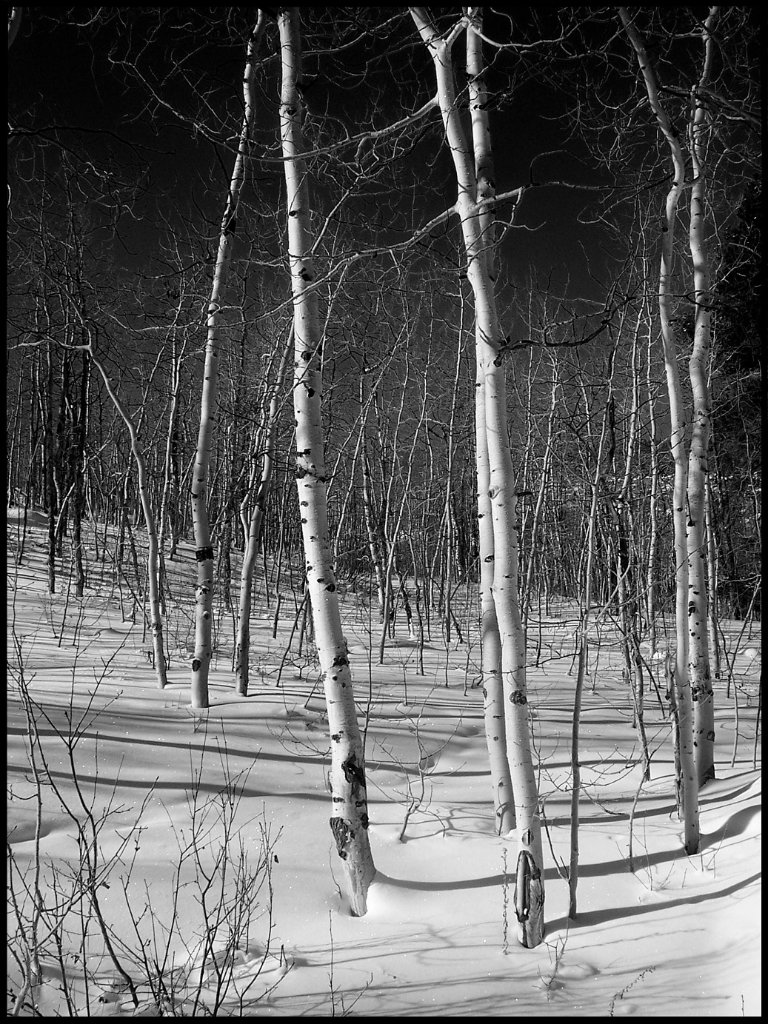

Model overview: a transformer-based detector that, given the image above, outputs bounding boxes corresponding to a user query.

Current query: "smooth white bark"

[190,15,265,709]
[686,9,718,786]
[279,7,375,916]
[412,5,544,946]
[619,7,699,851]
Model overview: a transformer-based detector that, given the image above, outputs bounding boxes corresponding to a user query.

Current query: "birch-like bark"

[644,299,660,655]
[412,5,544,946]
[465,25,514,835]
[441,295,467,643]
[686,8,718,786]
[476,349,515,834]
[619,7,699,852]
[279,6,375,916]
[189,15,265,709]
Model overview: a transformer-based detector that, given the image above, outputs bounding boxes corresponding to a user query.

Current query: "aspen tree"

[686,8,719,786]
[411,5,543,946]
[476,349,515,835]
[643,266,661,658]
[189,15,265,708]
[278,6,375,916]
[619,7,699,852]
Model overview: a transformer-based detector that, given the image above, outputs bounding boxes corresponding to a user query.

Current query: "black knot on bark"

[514,849,542,926]
[332,654,348,667]
[509,691,528,706]
[195,546,214,562]
[341,754,366,789]
[329,816,353,859]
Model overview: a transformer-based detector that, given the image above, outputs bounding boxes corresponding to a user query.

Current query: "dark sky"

[8,7,624,322]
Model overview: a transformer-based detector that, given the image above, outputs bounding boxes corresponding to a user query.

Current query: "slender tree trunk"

[279,6,375,916]
[476,344,515,834]
[360,379,386,620]
[158,325,186,611]
[620,7,699,852]
[234,327,292,696]
[686,8,718,786]
[189,14,265,709]
[645,305,660,654]
[412,5,544,945]
[704,472,721,680]
[522,353,559,634]
[570,355,611,919]
[72,351,90,599]
[45,342,57,593]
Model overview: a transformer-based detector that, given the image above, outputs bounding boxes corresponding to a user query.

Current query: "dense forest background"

[7,7,761,624]
[6,5,763,970]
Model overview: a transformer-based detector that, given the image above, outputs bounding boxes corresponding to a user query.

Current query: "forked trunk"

[412,4,544,945]
[620,7,699,851]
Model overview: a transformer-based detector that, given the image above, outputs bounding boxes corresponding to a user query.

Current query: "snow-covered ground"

[7,510,761,1016]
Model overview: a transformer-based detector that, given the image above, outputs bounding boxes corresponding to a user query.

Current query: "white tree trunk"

[619,7,699,852]
[686,9,718,786]
[279,6,375,916]
[476,349,515,834]
[190,15,265,709]
[412,5,544,946]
